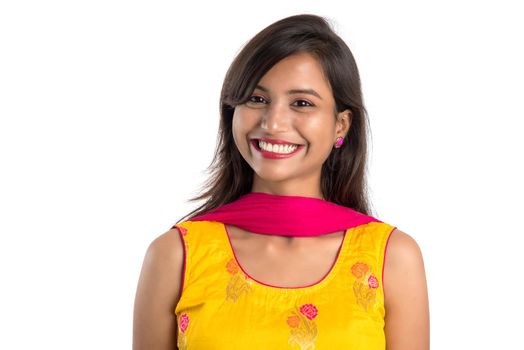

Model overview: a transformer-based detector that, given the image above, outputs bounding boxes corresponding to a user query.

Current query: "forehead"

[256,52,332,95]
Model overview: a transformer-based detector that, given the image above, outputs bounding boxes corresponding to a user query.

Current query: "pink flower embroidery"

[179,313,189,333]
[287,304,319,348]
[368,274,379,289]
[299,303,318,320]
[351,262,379,311]
[175,225,188,236]
[177,313,189,350]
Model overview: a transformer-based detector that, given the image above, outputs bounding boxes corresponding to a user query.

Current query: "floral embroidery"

[174,225,188,236]
[177,313,189,350]
[351,262,369,278]
[368,274,379,289]
[174,224,189,251]
[351,262,379,311]
[226,258,239,274]
[300,304,318,320]
[225,258,252,302]
[179,313,189,332]
[287,315,300,328]
[287,303,318,350]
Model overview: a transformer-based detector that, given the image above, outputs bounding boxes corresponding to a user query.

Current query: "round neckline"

[221,222,351,292]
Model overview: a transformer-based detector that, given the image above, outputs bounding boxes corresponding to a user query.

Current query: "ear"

[335,108,352,139]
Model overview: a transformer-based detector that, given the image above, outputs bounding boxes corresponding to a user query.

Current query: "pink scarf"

[174,191,380,237]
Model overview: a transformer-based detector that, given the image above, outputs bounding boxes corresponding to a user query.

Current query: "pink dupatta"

[173,191,380,237]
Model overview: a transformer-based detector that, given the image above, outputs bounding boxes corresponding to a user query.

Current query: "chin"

[253,168,297,183]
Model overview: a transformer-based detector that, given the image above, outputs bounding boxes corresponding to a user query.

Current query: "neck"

[251,183,324,201]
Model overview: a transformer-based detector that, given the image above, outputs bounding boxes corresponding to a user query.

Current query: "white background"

[1,1,522,349]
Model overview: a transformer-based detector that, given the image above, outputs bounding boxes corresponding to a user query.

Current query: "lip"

[250,139,304,159]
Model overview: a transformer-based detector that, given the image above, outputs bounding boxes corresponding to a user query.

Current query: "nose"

[260,100,291,133]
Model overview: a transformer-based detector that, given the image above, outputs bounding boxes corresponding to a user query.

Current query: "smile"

[250,139,304,159]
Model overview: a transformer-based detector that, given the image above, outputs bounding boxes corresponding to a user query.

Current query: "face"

[231,52,351,197]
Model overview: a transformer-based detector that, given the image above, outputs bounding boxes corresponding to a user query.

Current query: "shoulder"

[383,228,427,305]
[384,228,424,272]
[133,227,185,349]
[383,228,430,349]
[143,227,186,278]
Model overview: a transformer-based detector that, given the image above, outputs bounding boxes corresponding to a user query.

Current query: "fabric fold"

[174,191,380,237]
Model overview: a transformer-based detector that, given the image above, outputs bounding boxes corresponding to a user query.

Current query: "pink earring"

[334,136,344,148]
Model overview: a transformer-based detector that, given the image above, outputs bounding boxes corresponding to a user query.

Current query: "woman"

[133,14,429,350]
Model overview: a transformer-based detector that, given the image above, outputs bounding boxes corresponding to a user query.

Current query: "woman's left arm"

[383,229,430,350]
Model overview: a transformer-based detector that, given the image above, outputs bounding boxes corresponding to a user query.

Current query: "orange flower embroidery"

[351,262,379,311]
[287,303,318,350]
[351,262,369,278]
[225,258,252,302]
[177,313,189,350]
[226,259,239,274]
[287,315,300,328]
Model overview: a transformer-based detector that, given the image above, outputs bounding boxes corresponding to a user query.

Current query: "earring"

[334,136,344,148]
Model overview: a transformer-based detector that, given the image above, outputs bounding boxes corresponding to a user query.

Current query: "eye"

[293,99,314,107]
[247,95,268,104]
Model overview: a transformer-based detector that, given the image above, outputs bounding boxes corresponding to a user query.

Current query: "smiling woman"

[133,14,429,350]
[232,52,351,194]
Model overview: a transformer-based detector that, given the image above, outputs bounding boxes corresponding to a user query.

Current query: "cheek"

[232,110,252,151]
[231,115,240,143]
[299,116,336,143]
[232,110,244,139]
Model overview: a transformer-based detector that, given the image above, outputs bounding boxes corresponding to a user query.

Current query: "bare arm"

[383,229,430,350]
[133,228,185,350]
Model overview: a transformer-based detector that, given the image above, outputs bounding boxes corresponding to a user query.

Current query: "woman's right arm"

[133,227,185,350]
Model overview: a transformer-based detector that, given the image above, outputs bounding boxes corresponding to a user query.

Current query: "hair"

[175,13,374,224]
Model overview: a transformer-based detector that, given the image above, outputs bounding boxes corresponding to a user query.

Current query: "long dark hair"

[176,14,374,224]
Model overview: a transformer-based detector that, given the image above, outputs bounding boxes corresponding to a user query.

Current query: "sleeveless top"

[172,219,396,350]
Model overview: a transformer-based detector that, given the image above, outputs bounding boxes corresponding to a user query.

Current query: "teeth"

[258,140,298,154]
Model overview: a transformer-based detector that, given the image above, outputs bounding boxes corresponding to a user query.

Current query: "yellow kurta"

[173,220,396,349]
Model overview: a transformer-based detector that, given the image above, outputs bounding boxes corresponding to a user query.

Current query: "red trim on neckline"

[223,222,349,290]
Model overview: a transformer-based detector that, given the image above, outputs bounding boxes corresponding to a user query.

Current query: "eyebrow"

[255,84,323,100]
